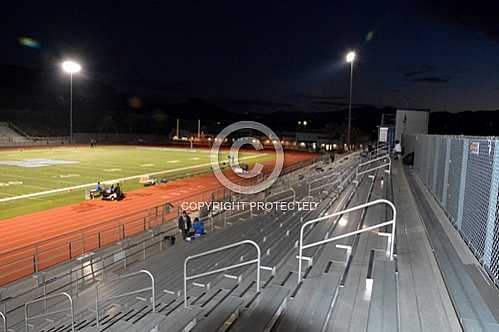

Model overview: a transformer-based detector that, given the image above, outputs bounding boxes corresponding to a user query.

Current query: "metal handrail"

[0,225,177,324]
[368,144,389,159]
[0,311,5,332]
[184,240,261,308]
[308,176,341,197]
[95,269,155,327]
[297,199,396,283]
[0,201,171,258]
[25,292,74,332]
[356,154,391,178]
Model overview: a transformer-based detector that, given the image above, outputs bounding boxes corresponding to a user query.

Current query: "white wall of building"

[395,109,429,141]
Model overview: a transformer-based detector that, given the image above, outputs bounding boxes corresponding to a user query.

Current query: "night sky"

[2,0,499,112]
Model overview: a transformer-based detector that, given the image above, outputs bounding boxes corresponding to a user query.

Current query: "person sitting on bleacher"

[193,217,206,236]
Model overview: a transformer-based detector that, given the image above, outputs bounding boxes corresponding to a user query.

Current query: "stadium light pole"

[62,60,81,144]
[345,51,356,150]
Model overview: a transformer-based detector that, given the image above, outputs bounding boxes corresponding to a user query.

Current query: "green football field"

[0,146,272,220]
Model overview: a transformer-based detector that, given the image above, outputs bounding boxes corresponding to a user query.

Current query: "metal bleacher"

[2,147,499,331]
[0,122,32,146]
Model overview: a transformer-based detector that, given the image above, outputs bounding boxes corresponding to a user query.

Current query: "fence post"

[68,242,72,260]
[81,233,85,256]
[442,138,451,208]
[161,205,165,224]
[456,138,469,229]
[32,254,37,274]
[98,232,101,249]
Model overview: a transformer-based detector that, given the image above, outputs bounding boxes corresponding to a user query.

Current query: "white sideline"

[0,154,267,203]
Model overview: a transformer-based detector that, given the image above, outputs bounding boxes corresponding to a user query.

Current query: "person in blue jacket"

[193,217,206,236]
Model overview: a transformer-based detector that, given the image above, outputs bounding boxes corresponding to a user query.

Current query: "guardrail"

[0,311,5,332]
[356,154,391,179]
[184,240,261,308]
[24,292,74,332]
[297,199,396,283]
[0,201,176,286]
[308,175,341,197]
[368,143,389,159]
[1,224,178,331]
[96,269,155,327]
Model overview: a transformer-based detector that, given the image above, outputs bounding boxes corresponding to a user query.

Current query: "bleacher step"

[274,273,341,332]
[367,257,398,332]
[229,285,289,332]
[191,295,243,332]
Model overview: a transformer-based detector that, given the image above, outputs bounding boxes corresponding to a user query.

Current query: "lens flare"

[18,37,40,48]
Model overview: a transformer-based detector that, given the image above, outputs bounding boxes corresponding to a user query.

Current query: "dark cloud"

[409,76,450,84]
[403,65,435,77]
[418,1,499,42]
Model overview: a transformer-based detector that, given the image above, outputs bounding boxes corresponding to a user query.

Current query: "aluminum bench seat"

[229,285,289,332]
[273,273,341,332]
[367,255,397,332]
[191,295,243,332]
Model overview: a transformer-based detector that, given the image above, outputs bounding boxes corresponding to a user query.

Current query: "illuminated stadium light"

[62,60,81,74]
[61,60,82,144]
[346,51,356,63]
[345,50,356,149]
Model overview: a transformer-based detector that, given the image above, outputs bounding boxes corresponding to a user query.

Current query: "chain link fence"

[403,134,499,287]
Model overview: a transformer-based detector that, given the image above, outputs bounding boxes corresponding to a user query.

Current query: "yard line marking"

[0,154,267,203]
[136,147,212,153]
[56,174,80,178]
[166,160,179,163]
[190,157,200,160]
[140,164,155,167]
[103,168,122,172]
